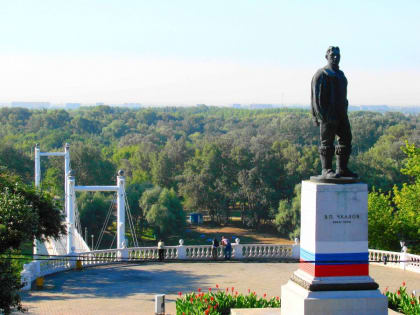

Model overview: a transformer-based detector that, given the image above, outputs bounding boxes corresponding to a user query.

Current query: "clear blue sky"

[1,0,419,105]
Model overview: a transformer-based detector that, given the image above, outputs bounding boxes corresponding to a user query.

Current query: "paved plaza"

[18,261,420,315]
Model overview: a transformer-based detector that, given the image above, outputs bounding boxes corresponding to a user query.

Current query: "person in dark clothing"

[221,236,232,260]
[311,46,357,179]
[212,237,219,260]
[157,239,164,261]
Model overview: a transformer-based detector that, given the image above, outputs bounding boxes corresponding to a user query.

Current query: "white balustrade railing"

[368,249,420,274]
[39,256,71,277]
[406,253,420,273]
[184,245,214,259]
[369,249,402,268]
[21,244,420,291]
[77,249,120,267]
[21,255,73,290]
[241,244,293,259]
[128,246,178,260]
[129,246,158,260]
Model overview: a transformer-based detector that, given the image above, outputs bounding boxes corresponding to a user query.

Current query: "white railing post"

[178,239,186,259]
[66,173,75,254]
[233,238,243,259]
[69,247,76,269]
[33,260,41,279]
[20,266,31,291]
[400,245,408,271]
[118,245,128,260]
[292,238,300,259]
[117,170,125,250]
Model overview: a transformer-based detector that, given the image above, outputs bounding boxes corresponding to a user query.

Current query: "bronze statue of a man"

[311,46,357,179]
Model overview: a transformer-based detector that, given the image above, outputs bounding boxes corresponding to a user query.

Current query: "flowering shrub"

[385,282,420,315]
[176,286,280,315]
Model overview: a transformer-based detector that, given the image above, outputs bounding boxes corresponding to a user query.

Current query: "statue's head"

[325,46,340,66]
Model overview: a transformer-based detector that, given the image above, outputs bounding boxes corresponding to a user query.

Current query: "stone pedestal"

[281,181,387,315]
[282,280,387,315]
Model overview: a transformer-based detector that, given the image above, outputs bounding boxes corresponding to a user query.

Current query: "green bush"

[176,286,280,315]
[0,259,25,315]
[385,283,420,315]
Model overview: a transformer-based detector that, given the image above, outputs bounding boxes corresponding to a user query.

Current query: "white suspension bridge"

[34,143,140,256]
[20,143,420,290]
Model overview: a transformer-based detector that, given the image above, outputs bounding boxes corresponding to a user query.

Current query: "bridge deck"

[19,262,419,315]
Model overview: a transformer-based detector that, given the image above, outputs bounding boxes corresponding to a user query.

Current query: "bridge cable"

[95,193,116,250]
[124,189,136,247]
[73,193,85,251]
[109,232,117,249]
[124,190,139,247]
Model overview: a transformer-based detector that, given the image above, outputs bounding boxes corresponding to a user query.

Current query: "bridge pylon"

[34,143,89,256]
[72,170,126,252]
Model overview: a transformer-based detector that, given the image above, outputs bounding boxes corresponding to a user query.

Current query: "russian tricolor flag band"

[299,248,369,277]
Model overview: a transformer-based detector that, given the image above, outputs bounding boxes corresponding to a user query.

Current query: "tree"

[42,167,64,197]
[0,187,36,314]
[274,184,301,239]
[0,187,37,253]
[78,192,113,249]
[367,190,400,251]
[140,187,185,239]
[0,144,33,183]
[367,142,420,253]
[392,142,420,252]
[179,142,234,224]
[70,116,100,134]
[0,174,65,250]
[125,182,153,244]
[237,168,275,228]
[0,173,65,314]
[0,259,24,315]
[355,124,412,191]
[69,142,116,185]
[151,137,191,190]
[234,135,283,228]
[151,151,174,188]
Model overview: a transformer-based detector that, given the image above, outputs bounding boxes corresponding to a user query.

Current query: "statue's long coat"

[311,66,348,124]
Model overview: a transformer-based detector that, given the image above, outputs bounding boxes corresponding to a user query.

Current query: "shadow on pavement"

[21,263,208,302]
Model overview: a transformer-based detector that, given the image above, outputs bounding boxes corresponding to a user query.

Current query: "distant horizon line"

[1,102,420,108]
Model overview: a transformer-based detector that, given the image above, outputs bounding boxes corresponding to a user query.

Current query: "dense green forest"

[0,106,418,250]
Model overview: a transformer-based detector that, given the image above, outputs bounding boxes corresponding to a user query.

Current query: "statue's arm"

[340,70,349,108]
[311,70,327,124]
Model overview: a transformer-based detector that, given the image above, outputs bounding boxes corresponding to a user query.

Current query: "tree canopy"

[367,142,420,252]
[0,172,66,314]
[0,105,418,250]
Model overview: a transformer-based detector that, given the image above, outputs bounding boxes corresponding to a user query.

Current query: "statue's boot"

[320,146,338,179]
[335,145,358,178]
